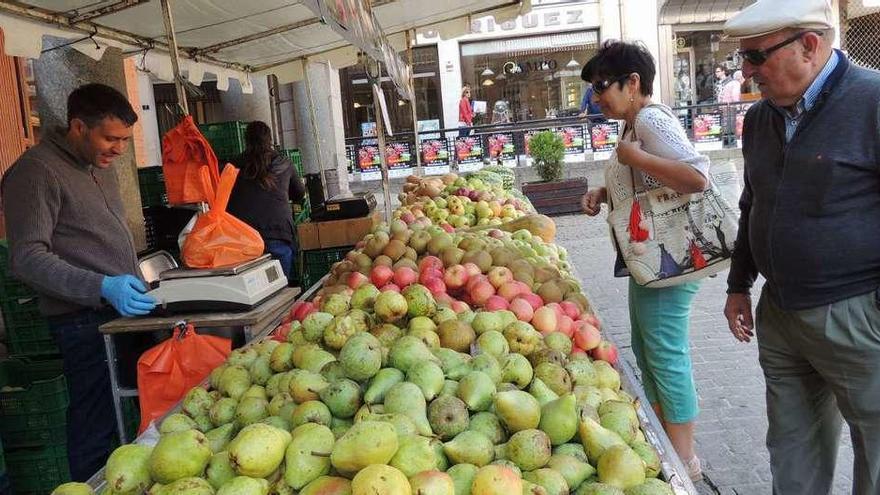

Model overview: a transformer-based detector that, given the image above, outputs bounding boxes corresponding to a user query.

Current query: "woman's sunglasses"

[738,30,823,66]
[593,74,632,95]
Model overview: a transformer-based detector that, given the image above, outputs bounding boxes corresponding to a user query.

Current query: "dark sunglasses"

[738,30,824,66]
[593,74,632,94]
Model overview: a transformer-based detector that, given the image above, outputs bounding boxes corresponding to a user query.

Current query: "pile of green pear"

[52,319,673,495]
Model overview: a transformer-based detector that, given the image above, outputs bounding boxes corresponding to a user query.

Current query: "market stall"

[63,168,697,495]
[1,2,691,495]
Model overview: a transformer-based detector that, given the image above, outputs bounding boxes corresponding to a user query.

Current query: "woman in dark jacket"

[227,121,306,280]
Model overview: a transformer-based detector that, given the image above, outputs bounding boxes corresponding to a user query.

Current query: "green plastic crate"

[1,298,55,357]
[199,121,248,160]
[139,182,168,208]
[300,246,353,289]
[280,148,304,177]
[137,166,164,184]
[5,444,69,494]
[122,396,140,442]
[0,436,6,476]
[0,358,68,416]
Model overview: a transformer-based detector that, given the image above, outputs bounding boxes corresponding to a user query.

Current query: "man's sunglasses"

[593,74,632,94]
[738,30,824,66]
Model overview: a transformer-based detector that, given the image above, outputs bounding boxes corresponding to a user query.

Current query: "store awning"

[461,30,598,57]
[659,0,755,25]
[0,0,530,93]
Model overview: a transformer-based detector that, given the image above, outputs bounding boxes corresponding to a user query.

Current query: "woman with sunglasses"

[580,40,709,481]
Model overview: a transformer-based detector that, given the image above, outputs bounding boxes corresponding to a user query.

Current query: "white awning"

[461,30,598,57]
[0,0,531,93]
[659,0,755,25]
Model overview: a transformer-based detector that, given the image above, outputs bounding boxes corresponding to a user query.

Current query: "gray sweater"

[1,129,139,316]
[728,54,880,310]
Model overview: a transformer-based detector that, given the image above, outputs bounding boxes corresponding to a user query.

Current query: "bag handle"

[212,165,239,215]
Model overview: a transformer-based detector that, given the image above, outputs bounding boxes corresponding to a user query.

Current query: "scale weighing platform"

[146,254,288,313]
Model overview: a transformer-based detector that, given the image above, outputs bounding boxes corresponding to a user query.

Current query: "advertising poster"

[385,141,414,179]
[590,121,620,161]
[693,113,723,151]
[355,144,382,181]
[420,138,452,176]
[346,144,358,182]
[556,125,587,162]
[484,132,516,167]
[454,135,484,172]
[734,104,751,148]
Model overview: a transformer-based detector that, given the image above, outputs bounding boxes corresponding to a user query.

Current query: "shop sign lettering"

[503,59,558,75]
[469,10,585,34]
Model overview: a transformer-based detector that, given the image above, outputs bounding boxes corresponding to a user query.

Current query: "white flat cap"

[724,0,834,39]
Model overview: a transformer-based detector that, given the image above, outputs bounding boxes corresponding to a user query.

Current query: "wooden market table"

[99,287,300,443]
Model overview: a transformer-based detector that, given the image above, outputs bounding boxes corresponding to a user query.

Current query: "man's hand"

[724,293,754,343]
[581,188,606,216]
[101,275,156,317]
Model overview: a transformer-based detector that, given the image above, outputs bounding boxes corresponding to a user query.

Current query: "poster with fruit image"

[483,132,516,167]
[589,121,620,161]
[385,141,414,179]
[555,125,588,162]
[420,138,452,175]
[355,143,382,181]
[693,112,723,151]
[454,136,484,172]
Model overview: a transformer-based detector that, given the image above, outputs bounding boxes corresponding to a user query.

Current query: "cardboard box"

[297,211,380,250]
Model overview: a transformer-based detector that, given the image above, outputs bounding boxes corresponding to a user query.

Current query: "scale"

[143,253,288,313]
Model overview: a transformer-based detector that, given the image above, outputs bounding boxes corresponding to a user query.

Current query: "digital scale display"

[265,266,279,283]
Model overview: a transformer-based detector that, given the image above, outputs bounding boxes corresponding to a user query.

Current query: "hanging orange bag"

[162,115,220,204]
[137,323,231,433]
[182,166,265,268]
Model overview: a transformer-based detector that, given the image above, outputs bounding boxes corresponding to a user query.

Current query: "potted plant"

[522,130,589,216]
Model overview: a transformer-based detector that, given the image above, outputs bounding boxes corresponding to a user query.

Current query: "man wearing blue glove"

[1,83,156,480]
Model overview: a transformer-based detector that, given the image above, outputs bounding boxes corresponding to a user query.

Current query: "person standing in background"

[1,83,157,480]
[227,121,306,281]
[716,66,742,103]
[458,85,474,136]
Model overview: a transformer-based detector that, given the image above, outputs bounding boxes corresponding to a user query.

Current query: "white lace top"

[605,104,709,206]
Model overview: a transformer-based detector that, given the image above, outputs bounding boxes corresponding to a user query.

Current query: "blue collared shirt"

[779,50,839,142]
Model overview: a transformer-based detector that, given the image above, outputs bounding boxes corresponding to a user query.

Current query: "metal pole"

[371,74,393,223]
[406,30,422,174]
[303,58,328,198]
[159,0,189,115]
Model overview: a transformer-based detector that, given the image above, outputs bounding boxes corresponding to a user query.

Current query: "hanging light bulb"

[496,72,507,80]
[353,102,362,108]
[481,66,495,77]
[566,56,580,69]
[482,78,494,86]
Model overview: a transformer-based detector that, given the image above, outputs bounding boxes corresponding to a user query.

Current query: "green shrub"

[528,131,565,182]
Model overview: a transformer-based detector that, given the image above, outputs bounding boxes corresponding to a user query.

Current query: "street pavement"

[553,164,855,494]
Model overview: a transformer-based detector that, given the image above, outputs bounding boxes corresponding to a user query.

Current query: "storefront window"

[672,31,742,106]
[460,30,598,123]
[340,46,442,138]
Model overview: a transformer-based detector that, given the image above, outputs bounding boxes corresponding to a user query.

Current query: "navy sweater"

[728,54,880,310]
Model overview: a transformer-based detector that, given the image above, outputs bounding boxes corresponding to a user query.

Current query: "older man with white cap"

[722,1,880,493]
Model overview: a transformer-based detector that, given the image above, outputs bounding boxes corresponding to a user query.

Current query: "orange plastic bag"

[137,323,231,433]
[162,115,220,204]
[182,166,265,268]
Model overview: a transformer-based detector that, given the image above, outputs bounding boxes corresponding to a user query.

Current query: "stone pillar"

[220,76,272,125]
[33,38,146,251]
[291,61,350,199]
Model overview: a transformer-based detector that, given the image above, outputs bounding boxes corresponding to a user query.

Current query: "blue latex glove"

[101,275,157,317]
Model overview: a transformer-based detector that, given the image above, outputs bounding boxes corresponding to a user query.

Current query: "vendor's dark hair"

[715,65,730,76]
[241,121,277,191]
[67,83,138,127]
[582,40,655,97]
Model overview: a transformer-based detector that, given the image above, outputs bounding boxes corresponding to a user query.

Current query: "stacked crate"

[0,241,55,356]
[0,358,70,494]
[198,121,248,164]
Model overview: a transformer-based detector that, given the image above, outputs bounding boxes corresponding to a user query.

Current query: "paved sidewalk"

[553,169,855,494]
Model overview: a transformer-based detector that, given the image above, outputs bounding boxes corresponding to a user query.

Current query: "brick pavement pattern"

[554,164,855,494]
